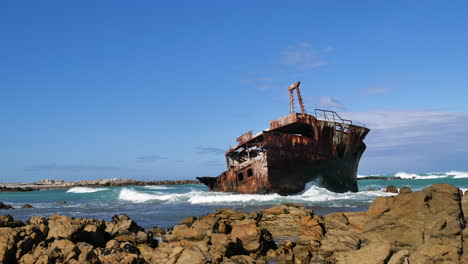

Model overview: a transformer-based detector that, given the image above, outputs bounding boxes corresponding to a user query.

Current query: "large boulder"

[230,219,261,253]
[105,214,143,237]
[259,203,324,246]
[324,183,465,263]
[384,185,398,193]
[47,215,82,240]
[0,215,24,228]
[0,202,14,210]
[165,215,218,242]
[26,216,49,236]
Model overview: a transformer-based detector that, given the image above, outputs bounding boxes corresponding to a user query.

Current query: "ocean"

[1,171,468,229]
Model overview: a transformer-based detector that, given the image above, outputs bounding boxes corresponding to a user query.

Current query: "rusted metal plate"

[198,111,370,195]
[236,130,253,144]
[197,82,370,195]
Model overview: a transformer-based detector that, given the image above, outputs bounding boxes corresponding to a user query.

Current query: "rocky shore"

[1,183,467,263]
[0,178,200,192]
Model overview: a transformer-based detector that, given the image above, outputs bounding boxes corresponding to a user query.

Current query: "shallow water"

[1,171,467,229]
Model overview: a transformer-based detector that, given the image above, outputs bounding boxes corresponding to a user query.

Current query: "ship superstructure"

[198,82,369,195]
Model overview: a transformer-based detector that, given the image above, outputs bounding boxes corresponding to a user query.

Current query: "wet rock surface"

[384,185,399,193]
[0,183,467,263]
[0,202,15,209]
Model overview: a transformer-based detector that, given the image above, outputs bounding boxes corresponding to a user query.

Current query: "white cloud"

[342,109,468,173]
[281,43,327,70]
[319,96,345,110]
[344,109,468,149]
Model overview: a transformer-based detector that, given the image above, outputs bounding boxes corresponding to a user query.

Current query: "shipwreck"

[197,82,370,195]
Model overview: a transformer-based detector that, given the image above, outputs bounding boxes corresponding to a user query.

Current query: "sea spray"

[66,187,109,193]
[117,182,392,207]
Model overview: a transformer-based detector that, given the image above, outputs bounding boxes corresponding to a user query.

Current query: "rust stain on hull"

[198,82,370,195]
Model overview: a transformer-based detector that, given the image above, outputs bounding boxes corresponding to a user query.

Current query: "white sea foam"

[446,171,468,179]
[119,188,201,203]
[118,182,392,206]
[66,187,109,193]
[395,172,448,180]
[189,185,393,205]
[357,174,383,178]
[119,188,161,202]
[188,193,282,204]
[144,186,172,190]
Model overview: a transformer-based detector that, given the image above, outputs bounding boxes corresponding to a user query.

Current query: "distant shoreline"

[0,176,403,192]
[0,178,201,192]
[357,176,402,180]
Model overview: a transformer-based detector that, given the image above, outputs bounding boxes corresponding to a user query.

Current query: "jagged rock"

[145,241,185,263]
[77,224,109,247]
[47,239,80,262]
[222,255,257,264]
[259,203,324,245]
[209,233,232,262]
[47,215,82,240]
[179,216,197,226]
[36,179,65,185]
[0,227,19,263]
[114,230,153,246]
[105,214,143,237]
[77,242,100,264]
[462,192,468,223]
[98,251,140,264]
[0,186,34,192]
[174,240,209,264]
[21,204,33,208]
[4,179,200,193]
[399,186,412,194]
[384,185,398,193]
[26,216,48,235]
[165,215,218,242]
[335,242,393,264]
[106,239,120,249]
[0,215,24,227]
[230,219,261,253]
[387,250,411,264]
[214,208,249,220]
[320,183,464,263]
[1,184,468,264]
[0,202,14,209]
[148,225,166,237]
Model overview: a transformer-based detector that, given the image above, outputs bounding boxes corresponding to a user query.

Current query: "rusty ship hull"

[198,113,369,195]
[197,81,370,195]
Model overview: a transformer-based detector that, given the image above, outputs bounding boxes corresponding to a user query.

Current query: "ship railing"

[314,109,354,125]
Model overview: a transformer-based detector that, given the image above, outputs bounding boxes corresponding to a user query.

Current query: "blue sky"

[1,1,467,182]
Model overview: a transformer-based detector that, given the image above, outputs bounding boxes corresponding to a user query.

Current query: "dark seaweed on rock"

[0,183,468,263]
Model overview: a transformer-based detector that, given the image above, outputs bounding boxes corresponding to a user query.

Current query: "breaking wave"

[445,171,468,179]
[66,187,109,193]
[118,188,200,203]
[389,171,468,180]
[144,186,172,190]
[395,172,448,180]
[118,183,392,206]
